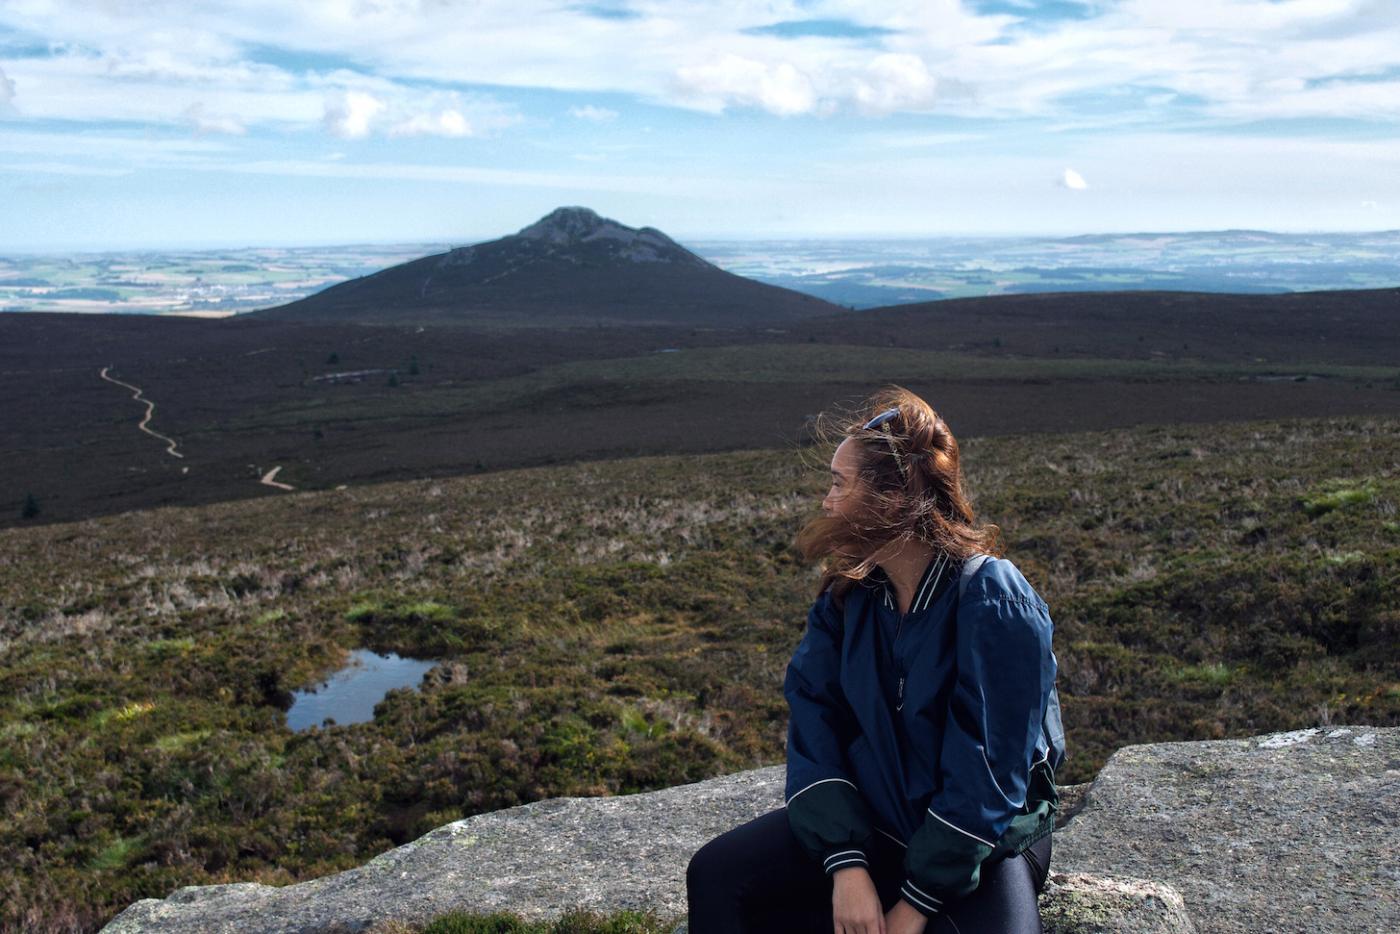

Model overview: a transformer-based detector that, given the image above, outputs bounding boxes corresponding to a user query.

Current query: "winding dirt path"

[98,366,184,459]
[99,366,299,490]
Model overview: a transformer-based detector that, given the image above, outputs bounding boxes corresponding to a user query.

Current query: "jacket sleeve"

[784,589,876,876]
[899,589,1056,918]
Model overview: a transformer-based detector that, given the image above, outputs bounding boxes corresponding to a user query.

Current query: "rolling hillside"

[2,414,1396,931]
[5,278,1400,527]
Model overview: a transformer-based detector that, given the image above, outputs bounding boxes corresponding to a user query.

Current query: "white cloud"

[0,65,15,111]
[0,52,318,125]
[1206,77,1400,121]
[182,102,247,136]
[848,54,938,115]
[326,87,516,139]
[569,104,618,122]
[323,90,385,138]
[1,1,1399,131]
[388,109,473,137]
[674,54,818,116]
[1061,167,1088,190]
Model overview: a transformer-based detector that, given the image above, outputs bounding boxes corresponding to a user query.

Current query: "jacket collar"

[872,549,955,614]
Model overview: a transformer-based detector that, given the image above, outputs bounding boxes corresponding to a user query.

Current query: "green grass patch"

[347,599,456,625]
[87,835,144,871]
[1302,480,1377,517]
[1165,662,1237,687]
[145,637,196,658]
[619,706,669,739]
[152,728,213,753]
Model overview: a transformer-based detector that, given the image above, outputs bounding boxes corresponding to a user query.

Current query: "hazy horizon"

[5,222,1400,257]
[7,226,1398,315]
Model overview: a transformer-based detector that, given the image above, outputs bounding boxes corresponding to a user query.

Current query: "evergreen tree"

[21,492,39,519]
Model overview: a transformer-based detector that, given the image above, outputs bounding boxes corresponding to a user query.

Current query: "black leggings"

[686,808,1051,933]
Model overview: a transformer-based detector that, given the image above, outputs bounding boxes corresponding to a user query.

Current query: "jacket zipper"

[895,611,906,710]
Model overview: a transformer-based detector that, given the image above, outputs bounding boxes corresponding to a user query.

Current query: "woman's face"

[823,438,866,521]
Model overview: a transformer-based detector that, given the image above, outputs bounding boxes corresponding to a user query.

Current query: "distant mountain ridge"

[247,207,842,327]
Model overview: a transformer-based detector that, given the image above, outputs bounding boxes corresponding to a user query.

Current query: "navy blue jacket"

[784,551,1064,919]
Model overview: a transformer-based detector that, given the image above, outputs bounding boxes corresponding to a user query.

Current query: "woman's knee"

[686,836,726,890]
[940,851,1043,934]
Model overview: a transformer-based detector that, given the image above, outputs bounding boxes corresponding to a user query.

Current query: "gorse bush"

[0,414,1397,932]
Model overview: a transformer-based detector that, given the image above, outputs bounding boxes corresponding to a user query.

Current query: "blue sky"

[2,0,1399,249]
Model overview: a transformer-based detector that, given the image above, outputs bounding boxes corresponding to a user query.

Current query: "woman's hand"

[883,899,929,934]
[831,866,886,934]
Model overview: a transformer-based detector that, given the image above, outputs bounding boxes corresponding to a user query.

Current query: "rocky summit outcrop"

[101,725,1396,934]
[510,206,708,265]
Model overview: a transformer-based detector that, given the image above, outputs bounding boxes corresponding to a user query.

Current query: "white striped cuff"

[899,879,945,917]
[823,848,869,875]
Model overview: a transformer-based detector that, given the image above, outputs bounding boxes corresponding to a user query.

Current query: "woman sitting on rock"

[687,386,1065,933]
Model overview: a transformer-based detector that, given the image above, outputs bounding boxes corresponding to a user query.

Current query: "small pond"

[286,648,437,732]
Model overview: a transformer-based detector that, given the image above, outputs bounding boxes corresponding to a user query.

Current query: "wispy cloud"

[569,104,619,122]
[389,109,473,137]
[741,18,900,41]
[2,1,1399,125]
[0,161,132,176]
[182,102,247,136]
[0,64,15,112]
[320,87,517,139]
[1061,167,1088,190]
[568,2,643,21]
[847,53,938,115]
[0,129,234,159]
[213,157,731,197]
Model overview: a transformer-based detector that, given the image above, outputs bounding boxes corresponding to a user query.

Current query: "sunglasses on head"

[863,408,899,431]
[861,408,909,479]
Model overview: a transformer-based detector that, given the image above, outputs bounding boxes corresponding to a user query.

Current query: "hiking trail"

[99,366,184,459]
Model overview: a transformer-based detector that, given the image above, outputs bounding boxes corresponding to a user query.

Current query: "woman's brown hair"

[795,385,1003,605]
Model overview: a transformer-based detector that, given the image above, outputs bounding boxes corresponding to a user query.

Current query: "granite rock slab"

[102,725,1396,933]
